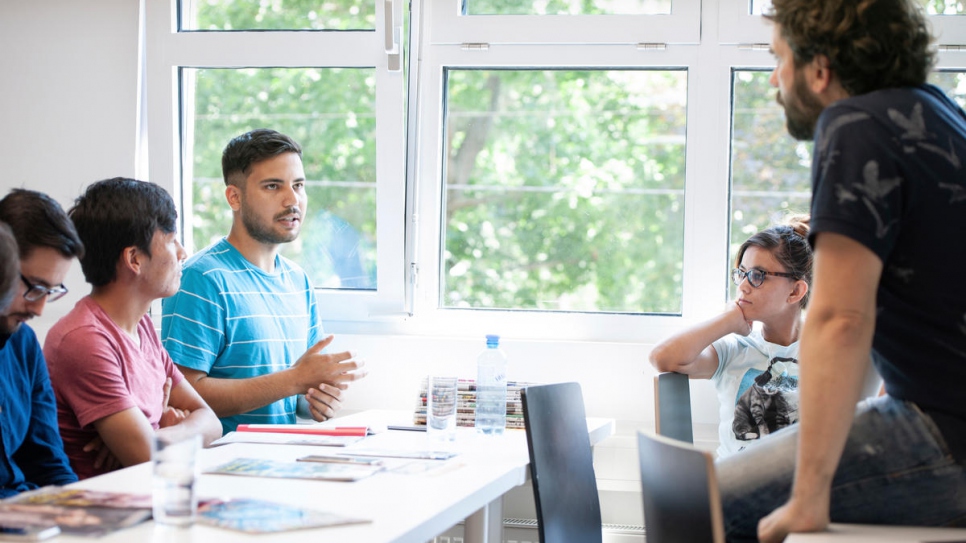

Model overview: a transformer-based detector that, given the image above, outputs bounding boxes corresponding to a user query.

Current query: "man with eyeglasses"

[0,189,82,496]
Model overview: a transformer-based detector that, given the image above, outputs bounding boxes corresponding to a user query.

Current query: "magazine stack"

[413,378,535,430]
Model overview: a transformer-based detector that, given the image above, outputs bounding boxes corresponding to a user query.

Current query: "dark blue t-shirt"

[0,324,77,496]
[810,85,966,425]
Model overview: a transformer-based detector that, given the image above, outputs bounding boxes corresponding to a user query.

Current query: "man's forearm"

[792,309,875,503]
[157,407,223,446]
[182,369,300,418]
[783,233,883,520]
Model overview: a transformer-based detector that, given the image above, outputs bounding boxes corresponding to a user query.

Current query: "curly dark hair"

[765,0,935,96]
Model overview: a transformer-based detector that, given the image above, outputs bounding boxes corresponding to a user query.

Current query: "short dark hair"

[735,215,813,308]
[69,178,178,287]
[0,189,84,260]
[221,129,302,187]
[0,222,19,313]
[765,0,935,96]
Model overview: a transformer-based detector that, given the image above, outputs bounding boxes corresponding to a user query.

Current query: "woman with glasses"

[650,215,813,458]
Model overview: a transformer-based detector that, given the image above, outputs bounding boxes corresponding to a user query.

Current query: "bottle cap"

[485,334,500,346]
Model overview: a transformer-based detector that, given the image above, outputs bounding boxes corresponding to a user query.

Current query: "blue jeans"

[717,396,966,542]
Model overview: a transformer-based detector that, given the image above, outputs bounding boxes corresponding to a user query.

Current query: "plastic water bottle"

[475,334,507,435]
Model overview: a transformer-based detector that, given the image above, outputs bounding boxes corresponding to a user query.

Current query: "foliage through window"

[752,0,965,15]
[442,69,687,313]
[180,0,375,31]
[729,69,966,299]
[183,66,378,290]
[462,0,671,15]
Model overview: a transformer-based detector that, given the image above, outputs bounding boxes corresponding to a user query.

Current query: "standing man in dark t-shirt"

[716,1,966,542]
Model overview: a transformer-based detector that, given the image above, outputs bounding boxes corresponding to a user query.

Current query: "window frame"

[719,0,966,46]
[145,0,966,344]
[144,0,408,322]
[429,0,700,45]
[403,0,730,343]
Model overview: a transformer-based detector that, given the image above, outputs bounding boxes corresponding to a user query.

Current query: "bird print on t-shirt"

[834,160,901,239]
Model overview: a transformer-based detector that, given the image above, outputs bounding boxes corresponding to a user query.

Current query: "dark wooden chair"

[638,430,725,543]
[654,371,694,443]
[521,382,602,543]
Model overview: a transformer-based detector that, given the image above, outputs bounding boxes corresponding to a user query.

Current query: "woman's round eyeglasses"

[731,267,796,289]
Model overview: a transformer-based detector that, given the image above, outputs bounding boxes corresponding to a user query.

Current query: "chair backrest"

[654,372,694,443]
[637,431,725,543]
[521,382,602,543]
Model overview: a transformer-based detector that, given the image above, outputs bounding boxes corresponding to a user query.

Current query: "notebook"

[637,431,725,543]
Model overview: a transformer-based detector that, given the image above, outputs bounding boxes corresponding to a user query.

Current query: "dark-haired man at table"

[45,178,221,479]
[162,129,366,433]
[0,189,81,496]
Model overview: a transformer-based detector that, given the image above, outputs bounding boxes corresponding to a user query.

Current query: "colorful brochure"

[205,457,383,482]
[197,498,369,533]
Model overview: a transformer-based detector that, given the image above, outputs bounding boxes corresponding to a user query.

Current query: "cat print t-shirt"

[710,330,800,459]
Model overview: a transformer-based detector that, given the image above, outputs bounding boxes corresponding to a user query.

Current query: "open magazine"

[1,487,152,537]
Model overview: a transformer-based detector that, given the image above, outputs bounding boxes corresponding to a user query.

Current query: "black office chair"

[654,371,694,443]
[521,382,603,543]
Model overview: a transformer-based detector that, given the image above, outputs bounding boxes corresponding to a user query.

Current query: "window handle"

[385,0,401,72]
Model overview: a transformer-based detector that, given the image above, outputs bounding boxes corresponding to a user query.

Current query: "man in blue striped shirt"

[161,129,367,434]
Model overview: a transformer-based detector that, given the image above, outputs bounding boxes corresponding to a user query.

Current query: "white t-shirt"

[710,330,801,458]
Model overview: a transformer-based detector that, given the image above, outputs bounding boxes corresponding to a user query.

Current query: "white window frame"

[430,0,700,45]
[719,0,966,46]
[144,0,408,323]
[718,0,772,44]
[401,0,727,344]
[406,0,966,344]
[932,15,966,47]
[145,0,966,344]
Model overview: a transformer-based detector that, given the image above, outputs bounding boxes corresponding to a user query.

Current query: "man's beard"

[0,314,22,346]
[241,203,302,245]
[777,71,825,141]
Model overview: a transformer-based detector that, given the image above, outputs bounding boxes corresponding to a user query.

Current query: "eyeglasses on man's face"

[731,267,796,289]
[20,274,68,303]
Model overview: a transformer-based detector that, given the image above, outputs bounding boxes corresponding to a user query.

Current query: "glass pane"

[730,70,966,299]
[729,70,811,298]
[183,67,377,290]
[464,0,671,16]
[442,69,687,313]
[181,0,375,31]
[755,0,966,15]
[923,0,966,14]
[930,71,966,107]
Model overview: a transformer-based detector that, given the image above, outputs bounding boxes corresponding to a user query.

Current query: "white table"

[58,409,614,543]
[787,523,966,542]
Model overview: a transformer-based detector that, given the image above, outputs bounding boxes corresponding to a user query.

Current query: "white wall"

[0,0,721,528]
[0,0,141,334]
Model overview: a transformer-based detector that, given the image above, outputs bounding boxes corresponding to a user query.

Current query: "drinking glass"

[152,434,201,526]
[426,376,458,443]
